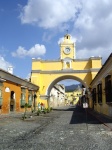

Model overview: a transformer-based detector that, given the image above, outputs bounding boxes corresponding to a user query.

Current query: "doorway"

[10,91,15,112]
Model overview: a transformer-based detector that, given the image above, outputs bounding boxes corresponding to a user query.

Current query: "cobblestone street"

[0,106,112,150]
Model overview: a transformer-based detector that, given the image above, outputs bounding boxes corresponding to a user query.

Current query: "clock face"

[64,47,71,54]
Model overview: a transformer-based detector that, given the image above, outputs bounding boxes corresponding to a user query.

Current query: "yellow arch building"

[31,34,102,108]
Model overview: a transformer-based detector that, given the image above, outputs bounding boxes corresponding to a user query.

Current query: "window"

[105,75,112,102]
[21,88,26,106]
[21,93,25,100]
[92,88,96,103]
[28,95,32,101]
[28,91,33,107]
[97,83,102,103]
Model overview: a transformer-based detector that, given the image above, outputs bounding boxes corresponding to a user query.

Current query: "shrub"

[43,108,47,114]
[37,109,41,116]
[22,103,28,120]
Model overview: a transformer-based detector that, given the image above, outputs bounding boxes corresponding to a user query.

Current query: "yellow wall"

[73,61,91,70]
[91,59,102,68]
[32,73,91,94]
[91,65,112,117]
[32,61,63,71]
[32,59,101,71]
[31,63,101,108]
[66,90,82,105]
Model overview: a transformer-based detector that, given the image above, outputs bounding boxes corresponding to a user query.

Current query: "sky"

[0,0,112,85]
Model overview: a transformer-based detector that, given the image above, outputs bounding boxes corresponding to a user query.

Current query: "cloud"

[25,73,31,80]
[42,31,56,42]
[74,0,112,63]
[19,0,81,29]
[12,44,46,58]
[19,0,112,63]
[76,47,112,63]
[0,55,12,70]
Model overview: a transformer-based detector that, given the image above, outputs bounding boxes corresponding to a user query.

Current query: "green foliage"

[37,111,39,116]
[43,108,47,114]
[31,106,34,113]
[46,107,51,113]
[37,109,41,116]
[50,107,53,111]
[24,103,29,108]
[22,114,27,120]
[22,103,28,120]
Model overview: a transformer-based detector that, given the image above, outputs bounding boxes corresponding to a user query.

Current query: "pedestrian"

[38,102,41,110]
[41,102,44,110]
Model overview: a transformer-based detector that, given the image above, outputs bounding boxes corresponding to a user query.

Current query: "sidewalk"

[87,108,112,130]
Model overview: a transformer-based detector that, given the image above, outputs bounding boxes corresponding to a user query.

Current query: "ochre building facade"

[0,69,39,114]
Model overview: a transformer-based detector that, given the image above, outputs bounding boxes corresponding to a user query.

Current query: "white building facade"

[49,84,65,108]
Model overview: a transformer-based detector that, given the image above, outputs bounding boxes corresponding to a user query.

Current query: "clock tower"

[60,34,75,60]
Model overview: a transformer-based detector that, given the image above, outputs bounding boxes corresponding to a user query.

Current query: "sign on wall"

[5,87,10,92]
[83,103,88,108]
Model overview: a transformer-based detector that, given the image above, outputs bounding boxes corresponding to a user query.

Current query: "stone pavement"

[0,106,112,150]
[54,105,112,130]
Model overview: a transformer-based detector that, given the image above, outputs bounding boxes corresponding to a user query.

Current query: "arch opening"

[46,75,89,108]
[46,75,88,96]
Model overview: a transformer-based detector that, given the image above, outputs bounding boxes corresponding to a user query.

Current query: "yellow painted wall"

[92,71,112,117]
[32,73,91,94]
[31,67,100,108]
[32,61,63,71]
[91,59,102,68]
[32,59,101,71]
[72,61,91,70]
[66,90,82,105]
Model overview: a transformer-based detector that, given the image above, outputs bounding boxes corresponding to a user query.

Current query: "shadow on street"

[53,106,112,125]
